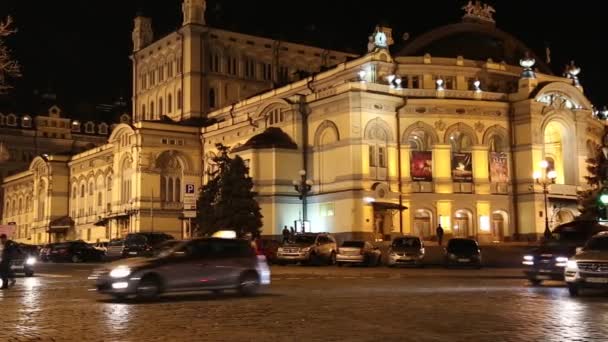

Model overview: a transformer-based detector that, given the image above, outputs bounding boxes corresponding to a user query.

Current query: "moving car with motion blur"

[336,240,381,266]
[387,236,425,267]
[49,241,105,263]
[10,244,38,277]
[89,237,270,300]
[275,233,338,265]
[565,231,608,296]
[444,238,482,268]
[523,220,608,285]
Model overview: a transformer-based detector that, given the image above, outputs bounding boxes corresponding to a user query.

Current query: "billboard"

[410,151,433,181]
[451,152,473,182]
[489,152,509,183]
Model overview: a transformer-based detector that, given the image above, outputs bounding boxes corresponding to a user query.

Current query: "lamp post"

[292,169,313,232]
[533,160,557,240]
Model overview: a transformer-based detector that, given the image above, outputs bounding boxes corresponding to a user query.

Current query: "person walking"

[282,226,290,243]
[436,224,445,247]
[0,234,18,289]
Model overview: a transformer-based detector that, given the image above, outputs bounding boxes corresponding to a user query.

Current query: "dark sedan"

[444,238,482,268]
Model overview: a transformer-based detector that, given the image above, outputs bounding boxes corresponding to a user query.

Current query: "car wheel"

[136,275,162,300]
[529,279,543,286]
[24,270,34,277]
[238,272,260,296]
[568,284,579,297]
[71,255,81,263]
[328,252,336,266]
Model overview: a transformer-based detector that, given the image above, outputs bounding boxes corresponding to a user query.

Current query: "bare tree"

[0,16,21,93]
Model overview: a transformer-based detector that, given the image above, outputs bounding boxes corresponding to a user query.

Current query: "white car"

[565,232,608,296]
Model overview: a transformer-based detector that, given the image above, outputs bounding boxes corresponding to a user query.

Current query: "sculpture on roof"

[462,1,496,23]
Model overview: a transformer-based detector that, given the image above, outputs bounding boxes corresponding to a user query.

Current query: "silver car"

[89,238,270,300]
[336,240,381,266]
[276,233,337,265]
[387,236,425,267]
[565,232,608,296]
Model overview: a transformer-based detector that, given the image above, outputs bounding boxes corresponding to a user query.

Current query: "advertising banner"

[410,151,433,181]
[451,152,473,182]
[489,152,509,183]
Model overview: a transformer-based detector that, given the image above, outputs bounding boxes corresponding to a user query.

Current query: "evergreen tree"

[578,131,608,220]
[196,144,263,237]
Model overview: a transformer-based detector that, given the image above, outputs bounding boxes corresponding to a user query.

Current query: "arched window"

[168,178,174,202]
[97,192,102,206]
[72,185,77,199]
[121,158,132,204]
[177,90,182,110]
[167,93,172,113]
[449,131,474,153]
[159,97,163,116]
[157,152,183,205]
[12,199,16,216]
[38,181,46,220]
[80,184,85,197]
[7,114,16,126]
[150,101,155,118]
[85,122,95,133]
[142,104,146,119]
[209,88,216,108]
[364,119,392,181]
[175,178,181,202]
[22,115,32,128]
[266,108,285,126]
[18,198,22,214]
[160,176,166,203]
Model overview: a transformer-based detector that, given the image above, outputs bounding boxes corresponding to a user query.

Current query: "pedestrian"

[289,226,295,238]
[0,234,19,289]
[282,226,290,243]
[436,224,444,246]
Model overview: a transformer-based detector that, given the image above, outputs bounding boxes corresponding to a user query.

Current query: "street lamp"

[533,160,557,240]
[292,169,313,232]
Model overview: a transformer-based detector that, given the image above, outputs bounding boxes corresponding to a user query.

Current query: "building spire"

[182,0,207,26]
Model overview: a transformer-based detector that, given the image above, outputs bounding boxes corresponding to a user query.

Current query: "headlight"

[566,260,578,270]
[277,247,284,252]
[301,247,310,253]
[523,255,533,261]
[26,257,36,265]
[555,257,568,263]
[109,266,131,278]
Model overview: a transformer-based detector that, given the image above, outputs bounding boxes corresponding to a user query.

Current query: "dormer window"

[72,121,81,132]
[7,114,17,126]
[21,116,32,128]
[85,122,95,133]
[99,123,108,135]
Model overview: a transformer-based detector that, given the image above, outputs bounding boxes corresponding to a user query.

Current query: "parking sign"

[186,183,195,194]
[184,183,196,209]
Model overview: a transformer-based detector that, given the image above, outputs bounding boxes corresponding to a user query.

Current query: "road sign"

[184,183,197,210]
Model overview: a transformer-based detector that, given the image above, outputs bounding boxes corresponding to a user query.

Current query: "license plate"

[128,252,137,255]
[458,258,470,262]
[535,275,550,280]
[539,269,551,273]
[586,277,608,284]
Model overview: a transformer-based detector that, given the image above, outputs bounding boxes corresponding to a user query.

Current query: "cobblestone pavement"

[1,263,607,341]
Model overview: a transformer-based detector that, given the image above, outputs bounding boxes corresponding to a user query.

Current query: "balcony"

[549,184,578,198]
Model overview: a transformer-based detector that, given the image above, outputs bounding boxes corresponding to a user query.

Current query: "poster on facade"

[451,152,473,182]
[489,152,509,183]
[410,151,433,181]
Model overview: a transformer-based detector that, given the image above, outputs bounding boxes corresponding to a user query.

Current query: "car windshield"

[584,236,608,251]
[447,239,478,252]
[293,235,317,245]
[108,239,124,246]
[392,238,420,248]
[342,241,365,248]
[547,231,590,246]
[125,234,148,246]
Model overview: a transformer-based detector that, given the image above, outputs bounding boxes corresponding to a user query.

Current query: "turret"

[132,13,153,51]
[182,0,206,26]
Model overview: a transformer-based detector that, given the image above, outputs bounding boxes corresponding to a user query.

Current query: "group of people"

[0,234,18,289]
[281,226,297,243]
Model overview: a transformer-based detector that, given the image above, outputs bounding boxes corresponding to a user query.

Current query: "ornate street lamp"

[292,169,313,232]
[533,160,557,240]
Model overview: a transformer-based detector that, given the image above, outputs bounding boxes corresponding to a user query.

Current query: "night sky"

[1,0,606,118]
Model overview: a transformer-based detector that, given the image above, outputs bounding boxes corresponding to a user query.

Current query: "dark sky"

[1,0,606,117]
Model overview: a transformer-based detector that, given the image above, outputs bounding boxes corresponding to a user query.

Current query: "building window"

[369,145,376,167]
[226,56,237,75]
[319,203,335,217]
[7,114,17,126]
[150,101,155,118]
[210,52,220,73]
[72,121,81,132]
[177,58,183,73]
[159,97,163,116]
[89,182,94,196]
[263,63,272,81]
[266,108,284,126]
[209,88,216,108]
[85,122,95,134]
[245,58,256,79]
[97,192,102,206]
[177,90,182,110]
[21,116,32,128]
[81,184,85,197]
[168,61,174,77]
[279,66,289,83]
[141,104,146,119]
[72,186,77,199]
[99,123,108,135]
[378,147,386,168]
[167,94,172,113]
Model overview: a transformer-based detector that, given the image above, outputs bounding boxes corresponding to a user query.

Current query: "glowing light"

[539,160,549,169]
[26,257,36,265]
[436,78,445,91]
[111,282,129,289]
[212,230,237,239]
[600,194,608,205]
[523,255,533,261]
[533,171,541,180]
[363,197,375,204]
[358,70,366,82]
[547,170,557,180]
[479,215,490,232]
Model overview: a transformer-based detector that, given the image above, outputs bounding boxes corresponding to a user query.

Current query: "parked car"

[89,238,270,300]
[39,243,59,262]
[387,236,425,267]
[49,241,105,263]
[254,239,280,264]
[523,220,608,285]
[276,233,338,265]
[444,238,482,268]
[336,240,381,266]
[122,232,174,257]
[565,231,608,296]
[105,239,125,259]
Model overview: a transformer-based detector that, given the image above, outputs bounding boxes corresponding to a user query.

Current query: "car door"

[160,240,208,290]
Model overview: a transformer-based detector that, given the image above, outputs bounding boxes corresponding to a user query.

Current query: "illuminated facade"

[2,1,604,244]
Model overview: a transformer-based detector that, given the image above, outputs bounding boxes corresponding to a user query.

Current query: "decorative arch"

[482,125,509,152]
[108,124,135,143]
[313,120,340,146]
[401,121,439,149]
[364,117,394,142]
[532,82,592,110]
[540,113,577,185]
[154,150,193,172]
[253,99,292,121]
[443,122,479,145]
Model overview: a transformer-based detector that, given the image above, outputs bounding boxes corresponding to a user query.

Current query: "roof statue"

[462,1,496,23]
